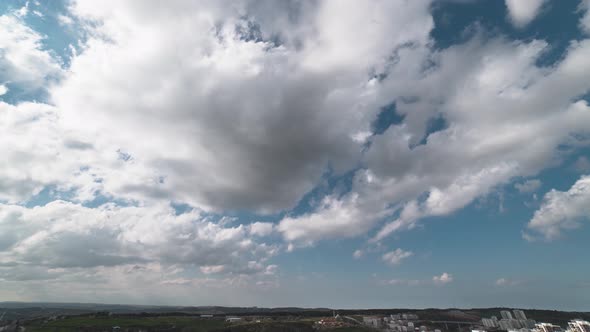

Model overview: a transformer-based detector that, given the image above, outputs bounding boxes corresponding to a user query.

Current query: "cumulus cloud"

[51,0,434,214]
[0,102,85,203]
[515,179,542,193]
[278,194,393,246]
[525,175,590,240]
[505,0,546,27]
[285,35,590,246]
[2,0,590,302]
[382,248,413,266]
[0,201,278,276]
[433,272,453,285]
[0,14,61,95]
[248,222,275,237]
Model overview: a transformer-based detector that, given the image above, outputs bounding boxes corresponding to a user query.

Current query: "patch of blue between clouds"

[370,101,448,147]
[431,0,584,67]
[24,185,76,208]
[24,185,138,209]
[372,102,405,136]
[418,114,448,146]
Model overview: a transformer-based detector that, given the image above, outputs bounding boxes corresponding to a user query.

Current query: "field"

[22,315,374,332]
[24,315,227,332]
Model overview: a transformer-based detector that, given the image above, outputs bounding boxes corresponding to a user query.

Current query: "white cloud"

[248,222,274,237]
[0,14,61,94]
[57,14,73,26]
[496,277,509,286]
[525,175,590,240]
[278,194,393,246]
[286,35,590,245]
[433,272,453,285]
[382,248,413,266]
[200,265,225,275]
[495,278,521,286]
[15,3,29,18]
[2,0,590,302]
[505,0,546,27]
[353,249,364,259]
[0,102,89,203]
[515,179,542,193]
[382,273,453,286]
[0,201,278,275]
[382,278,422,286]
[0,84,7,96]
[50,0,433,214]
[3,0,584,253]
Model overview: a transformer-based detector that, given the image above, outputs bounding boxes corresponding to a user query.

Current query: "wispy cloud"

[382,248,413,266]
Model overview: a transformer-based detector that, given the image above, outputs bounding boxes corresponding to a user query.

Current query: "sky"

[0,0,589,310]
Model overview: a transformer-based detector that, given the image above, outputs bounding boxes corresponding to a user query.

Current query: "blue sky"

[0,0,589,310]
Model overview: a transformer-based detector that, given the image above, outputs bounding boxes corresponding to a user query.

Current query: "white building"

[500,320,513,330]
[483,318,499,328]
[502,311,514,320]
[514,311,527,321]
[534,323,562,332]
[567,320,590,332]
[363,316,383,328]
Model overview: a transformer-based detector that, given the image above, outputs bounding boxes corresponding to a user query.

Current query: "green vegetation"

[22,315,373,332]
[24,315,226,332]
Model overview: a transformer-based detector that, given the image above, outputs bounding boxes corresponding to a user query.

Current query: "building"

[502,311,514,320]
[568,320,590,332]
[534,323,563,332]
[483,318,499,328]
[404,314,419,320]
[363,316,383,328]
[514,311,527,321]
[225,317,242,323]
[500,320,513,330]
[499,319,524,330]
[509,329,532,332]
